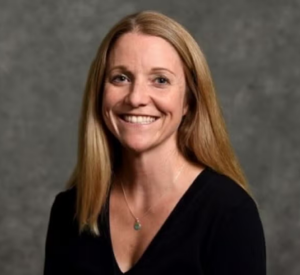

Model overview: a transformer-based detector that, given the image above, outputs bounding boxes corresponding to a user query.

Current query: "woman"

[44,11,266,275]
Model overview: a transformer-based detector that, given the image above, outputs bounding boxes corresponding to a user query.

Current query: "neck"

[115,142,187,207]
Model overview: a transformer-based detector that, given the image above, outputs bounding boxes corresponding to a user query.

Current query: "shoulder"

[45,187,79,258]
[52,186,77,210]
[197,167,258,213]
[198,169,266,274]
[195,168,265,246]
[49,186,77,226]
[54,186,77,206]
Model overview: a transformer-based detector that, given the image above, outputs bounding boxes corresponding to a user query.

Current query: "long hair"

[66,10,252,236]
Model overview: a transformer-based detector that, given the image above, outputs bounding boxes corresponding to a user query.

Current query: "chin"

[119,137,158,155]
[117,131,178,155]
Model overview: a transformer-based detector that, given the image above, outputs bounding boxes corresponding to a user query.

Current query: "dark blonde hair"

[67,10,251,235]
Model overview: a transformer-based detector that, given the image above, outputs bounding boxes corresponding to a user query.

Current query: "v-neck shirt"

[44,167,266,275]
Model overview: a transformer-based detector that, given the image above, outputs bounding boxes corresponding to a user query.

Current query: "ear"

[183,104,188,116]
[183,91,189,116]
[183,86,190,116]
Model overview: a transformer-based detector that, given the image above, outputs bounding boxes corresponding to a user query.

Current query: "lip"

[118,115,159,126]
[118,113,160,118]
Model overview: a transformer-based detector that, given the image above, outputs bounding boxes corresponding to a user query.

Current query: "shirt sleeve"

[207,197,267,275]
[43,193,71,275]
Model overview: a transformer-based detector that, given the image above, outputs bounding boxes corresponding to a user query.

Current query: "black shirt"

[44,167,266,274]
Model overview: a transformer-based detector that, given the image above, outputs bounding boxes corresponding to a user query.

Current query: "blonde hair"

[66,11,252,235]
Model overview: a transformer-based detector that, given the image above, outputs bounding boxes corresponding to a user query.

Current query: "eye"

[154,76,169,85]
[111,74,129,83]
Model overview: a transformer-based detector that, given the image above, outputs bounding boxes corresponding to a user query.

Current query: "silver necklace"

[120,163,186,231]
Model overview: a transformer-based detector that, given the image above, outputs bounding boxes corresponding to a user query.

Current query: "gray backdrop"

[0,0,299,274]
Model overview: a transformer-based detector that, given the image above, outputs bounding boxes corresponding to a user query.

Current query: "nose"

[124,80,150,107]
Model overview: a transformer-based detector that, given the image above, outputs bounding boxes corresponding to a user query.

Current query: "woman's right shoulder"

[50,186,77,221]
[46,186,79,242]
[54,186,77,205]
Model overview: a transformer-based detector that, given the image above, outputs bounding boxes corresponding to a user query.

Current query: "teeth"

[122,115,157,124]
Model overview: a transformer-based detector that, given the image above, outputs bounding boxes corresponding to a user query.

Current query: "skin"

[102,32,204,272]
[102,32,193,199]
[103,32,187,155]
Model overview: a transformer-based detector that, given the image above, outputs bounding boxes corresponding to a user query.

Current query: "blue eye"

[155,77,169,84]
[112,74,128,83]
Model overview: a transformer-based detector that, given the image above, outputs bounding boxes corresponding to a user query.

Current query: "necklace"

[120,163,186,231]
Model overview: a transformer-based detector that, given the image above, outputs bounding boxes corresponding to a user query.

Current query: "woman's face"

[102,32,188,154]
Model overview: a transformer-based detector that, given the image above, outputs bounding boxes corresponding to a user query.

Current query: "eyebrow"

[151,67,176,76]
[107,65,128,74]
[107,65,176,76]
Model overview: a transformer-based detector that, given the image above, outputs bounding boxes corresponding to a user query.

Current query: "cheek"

[156,91,186,116]
[101,91,115,128]
[101,93,117,133]
[102,88,116,113]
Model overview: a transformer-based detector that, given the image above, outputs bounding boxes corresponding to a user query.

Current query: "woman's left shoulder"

[199,169,266,275]
[200,167,258,212]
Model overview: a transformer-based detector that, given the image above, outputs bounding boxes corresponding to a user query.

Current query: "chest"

[109,192,178,273]
[106,167,206,273]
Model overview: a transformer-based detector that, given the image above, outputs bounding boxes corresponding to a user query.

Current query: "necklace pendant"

[134,219,142,231]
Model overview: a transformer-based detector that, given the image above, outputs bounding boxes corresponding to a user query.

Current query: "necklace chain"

[120,163,186,231]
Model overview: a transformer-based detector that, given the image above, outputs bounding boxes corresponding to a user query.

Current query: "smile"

[120,115,158,125]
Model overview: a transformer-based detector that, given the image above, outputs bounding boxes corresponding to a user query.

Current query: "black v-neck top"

[44,167,266,275]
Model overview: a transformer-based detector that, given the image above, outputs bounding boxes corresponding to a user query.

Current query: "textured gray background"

[0,0,299,274]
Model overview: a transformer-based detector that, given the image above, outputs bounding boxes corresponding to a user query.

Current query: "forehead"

[107,32,184,73]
